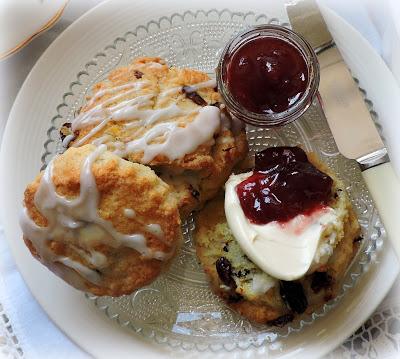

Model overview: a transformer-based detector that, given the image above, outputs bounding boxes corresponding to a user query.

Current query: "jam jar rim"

[216,24,320,127]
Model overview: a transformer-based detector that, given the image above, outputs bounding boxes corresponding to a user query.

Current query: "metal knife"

[287,0,400,259]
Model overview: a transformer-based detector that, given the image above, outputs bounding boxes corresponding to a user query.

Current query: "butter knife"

[287,0,400,258]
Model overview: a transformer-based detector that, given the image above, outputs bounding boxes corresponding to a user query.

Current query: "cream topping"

[224,172,340,281]
[20,145,168,284]
[251,273,276,295]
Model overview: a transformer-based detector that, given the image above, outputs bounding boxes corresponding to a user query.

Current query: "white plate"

[0,0,68,60]
[0,0,399,358]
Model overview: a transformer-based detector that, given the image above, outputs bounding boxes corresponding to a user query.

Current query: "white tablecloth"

[0,1,399,358]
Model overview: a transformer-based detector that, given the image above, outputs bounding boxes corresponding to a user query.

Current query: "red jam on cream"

[236,147,333,225]
[224,147,339,281]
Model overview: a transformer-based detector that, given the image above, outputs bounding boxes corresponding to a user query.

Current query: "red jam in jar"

[225,37,308,114]
[217,25,319,127]
[236,147,333,225]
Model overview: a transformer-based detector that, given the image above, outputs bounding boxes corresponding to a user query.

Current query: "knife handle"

[362,162,400,259]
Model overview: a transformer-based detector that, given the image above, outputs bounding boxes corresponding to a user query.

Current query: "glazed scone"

[195,148,361,325]
[60,57,248,217]
[20,144,181,296]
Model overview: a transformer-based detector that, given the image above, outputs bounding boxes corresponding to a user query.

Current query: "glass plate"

[42,9,384,353]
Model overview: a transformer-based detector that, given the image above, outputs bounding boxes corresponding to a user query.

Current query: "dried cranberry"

[222,147,234,152]
[235,269,250,278]
[267,313,294,327]
[182,87,207,106]
[134,70,144,79]
[353,236,363,243]
[280,281,308,314]
[311,272,332,293]
[228,293,243,303]
[59,122,72,141]
[216,257,236,289]
[189,185,200,200]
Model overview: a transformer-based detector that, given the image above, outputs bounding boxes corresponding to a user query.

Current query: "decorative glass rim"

[216,24,320,127]
[41,9,384,353]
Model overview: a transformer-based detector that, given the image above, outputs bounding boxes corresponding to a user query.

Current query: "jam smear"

[225,37,308,114]
[236,147,333,225]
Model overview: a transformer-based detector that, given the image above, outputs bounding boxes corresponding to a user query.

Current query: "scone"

[60,57,248,217]
[195,146,361,325]
[20,144,181,296]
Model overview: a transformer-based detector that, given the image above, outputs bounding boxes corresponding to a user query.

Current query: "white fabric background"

[0,0,399,358]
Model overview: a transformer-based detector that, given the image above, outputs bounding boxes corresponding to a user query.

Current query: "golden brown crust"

[194,152,361,324]
[23,145,182,296]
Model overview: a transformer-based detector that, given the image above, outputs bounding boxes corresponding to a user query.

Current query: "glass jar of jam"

[216,25,319,127]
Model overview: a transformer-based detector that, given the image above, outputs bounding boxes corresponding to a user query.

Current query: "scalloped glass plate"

[42,9,384,352]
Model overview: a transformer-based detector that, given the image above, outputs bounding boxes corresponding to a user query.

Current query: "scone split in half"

[195,146,361,326]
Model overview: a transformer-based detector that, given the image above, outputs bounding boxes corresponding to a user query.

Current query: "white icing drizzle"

[72,94,155,147]
[91,134,113,146]
[158,86,182,99]
[72,92,153,132]
[146,224,163,238]
[67,69,221,164]
[73,118,110,147]
[184,79,216,92]
[148,62,164,69]
[122,103,192,129]
[124,208,136,218]
[136,61,164,69]
[124,106,220,163]
[158,79,216,100]
[73,246,108,268]
[19,145,168,285]
[62,134,75,147]
[57,256,102,284]
[86,81,148,106]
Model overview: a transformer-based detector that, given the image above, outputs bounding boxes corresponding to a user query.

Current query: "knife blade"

[287,0,400,259]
